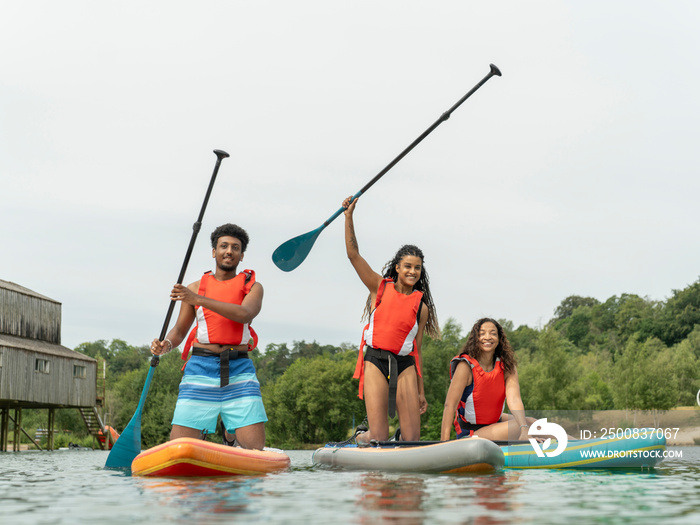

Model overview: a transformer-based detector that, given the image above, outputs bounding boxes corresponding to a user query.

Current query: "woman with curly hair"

[343,196,439,443]
[440,318,535,441]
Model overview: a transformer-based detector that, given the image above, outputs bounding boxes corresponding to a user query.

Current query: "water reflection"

[352,470,525,525]
[442,472,523,525]
[135,475,265,522]
[355,473,427,525]
[2,449,698,524]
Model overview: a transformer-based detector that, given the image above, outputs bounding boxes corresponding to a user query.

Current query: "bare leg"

[357,362,389,443]
[233,422,266,450]
[170,424,205,440]
[395,367,421,441]
[474,415,538,441]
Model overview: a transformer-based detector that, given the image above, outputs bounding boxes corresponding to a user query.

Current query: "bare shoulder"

[419,300,429,323]
[453,359,473,385]
[504,366,520,384]
[505,365,519,377]
[187,280,200,292]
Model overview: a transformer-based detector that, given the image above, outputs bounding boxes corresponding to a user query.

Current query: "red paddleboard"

[131,438,290,477]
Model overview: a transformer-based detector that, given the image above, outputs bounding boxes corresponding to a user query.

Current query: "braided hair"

[460,318,516,374]
[363,244,440,339]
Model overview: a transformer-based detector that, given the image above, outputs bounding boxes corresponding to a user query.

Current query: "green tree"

[657,279,700,345]
[74,340,111,360]
[555,305,594,350]
[684,324,700,360]
[551,295,600,323]
[570,351,614,410]
[614,294,658,343]
[508,324,540,353]
[108,340,151,381]
[262,352,364,447]
[517,328,579,410]
[420,318,465,439]
[669,335,700,406]
[254,340,350,388]
[75,338,151,387]
[612,336,677,415]
[110,352,182,448]
[253,342,292,387]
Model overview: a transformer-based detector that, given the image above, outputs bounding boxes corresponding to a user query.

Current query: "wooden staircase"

[78,406,108,450]
[78,357,111,449]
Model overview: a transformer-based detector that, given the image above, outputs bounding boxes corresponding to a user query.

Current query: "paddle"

[272,63,502,272]
[105,149,230,469]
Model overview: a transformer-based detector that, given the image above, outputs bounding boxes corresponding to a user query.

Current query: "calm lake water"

[1,447,698,524]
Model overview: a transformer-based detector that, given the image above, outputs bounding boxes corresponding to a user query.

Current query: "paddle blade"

[272,227,323,272]
[104,365,155,469]
[104,416,142,469]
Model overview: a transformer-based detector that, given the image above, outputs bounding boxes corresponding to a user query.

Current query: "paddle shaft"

[319,63,502,229]
[151,149,230,366]
[105,150,229,469]
[272,63,502,272]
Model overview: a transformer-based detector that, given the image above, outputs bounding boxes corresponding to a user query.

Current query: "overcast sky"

[2,1,699,352]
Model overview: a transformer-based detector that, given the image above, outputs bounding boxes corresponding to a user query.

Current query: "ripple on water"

[0,447,699,525]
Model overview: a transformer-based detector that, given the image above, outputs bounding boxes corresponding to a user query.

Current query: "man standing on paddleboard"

[150,224,267,449]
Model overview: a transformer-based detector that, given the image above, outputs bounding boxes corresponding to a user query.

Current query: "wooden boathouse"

[0,279,108,450]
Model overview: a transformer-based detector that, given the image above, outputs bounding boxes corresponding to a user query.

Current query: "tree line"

[23,279,700,449]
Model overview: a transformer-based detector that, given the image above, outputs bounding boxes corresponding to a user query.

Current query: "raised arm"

[440,360,473,441]
[343,196,382,293]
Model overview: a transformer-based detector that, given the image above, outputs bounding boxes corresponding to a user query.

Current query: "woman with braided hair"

[342,195,440,443]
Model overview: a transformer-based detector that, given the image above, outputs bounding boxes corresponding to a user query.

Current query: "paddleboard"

[502,433,667,469]
[313,437,504,474]
[131,437,291,477]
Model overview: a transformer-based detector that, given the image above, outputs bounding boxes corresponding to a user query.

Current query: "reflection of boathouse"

[0,279,107,450]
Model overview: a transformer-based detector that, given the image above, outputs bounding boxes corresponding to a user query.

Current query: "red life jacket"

[181,270,259,363]
[450,354,505,437]
[353,279,423,399]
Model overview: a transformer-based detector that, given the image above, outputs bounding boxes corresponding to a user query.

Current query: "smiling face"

[394,255,422,290]
[477,321,499,355]
[213,235,243,272]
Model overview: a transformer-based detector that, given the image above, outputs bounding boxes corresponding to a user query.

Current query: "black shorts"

[364,347,415,382]
[457,421,490,438]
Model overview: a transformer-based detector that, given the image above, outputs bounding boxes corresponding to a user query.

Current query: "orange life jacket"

[353,279,423,399]
[181,270,259,363]
[450,354,505,437]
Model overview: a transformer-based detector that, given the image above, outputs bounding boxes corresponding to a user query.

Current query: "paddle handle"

[271,64,501,272]
[151,149,230,366]
[356,63,501,198]
[322,64,501,232]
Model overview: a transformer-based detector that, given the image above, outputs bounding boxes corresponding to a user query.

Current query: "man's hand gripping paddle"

[272,64,501,272]
[105,149,229,469]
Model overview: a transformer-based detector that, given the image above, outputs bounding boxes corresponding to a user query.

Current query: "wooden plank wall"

[0,347,96,406]
[0,287,61,344]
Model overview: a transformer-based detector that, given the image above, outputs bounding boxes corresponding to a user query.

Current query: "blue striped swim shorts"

[171,354,268,434]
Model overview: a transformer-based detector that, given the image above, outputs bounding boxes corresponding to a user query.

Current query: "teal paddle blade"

[272,226,324,272]
[104,365,155,469]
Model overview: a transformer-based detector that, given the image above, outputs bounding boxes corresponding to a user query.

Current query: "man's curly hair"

[211,223,249,252]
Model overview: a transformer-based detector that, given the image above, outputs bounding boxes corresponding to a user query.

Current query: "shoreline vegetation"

[11,279,700,450]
